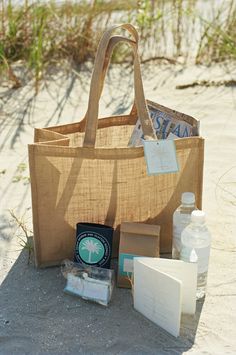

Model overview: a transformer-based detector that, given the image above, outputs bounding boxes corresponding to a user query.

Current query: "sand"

[0,61,236,355]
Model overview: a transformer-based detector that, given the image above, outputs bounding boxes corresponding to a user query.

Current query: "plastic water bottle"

[172,192,196,259]
[180,210,211,299]
[180,247,198,264]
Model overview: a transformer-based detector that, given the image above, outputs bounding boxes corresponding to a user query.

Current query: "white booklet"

[133,258,197,337]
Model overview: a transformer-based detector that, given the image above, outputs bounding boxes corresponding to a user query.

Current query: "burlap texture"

[28,25,204,267]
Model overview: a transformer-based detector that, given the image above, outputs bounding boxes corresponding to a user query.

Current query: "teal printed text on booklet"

[119,253,140,277]
[143,139,179,175]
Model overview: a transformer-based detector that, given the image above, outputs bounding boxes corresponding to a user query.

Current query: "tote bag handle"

[83,24,157,148]
[80,35,136,130]
[96,35,137,103]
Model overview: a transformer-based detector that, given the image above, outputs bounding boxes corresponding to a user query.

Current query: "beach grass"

[0,0,235,88]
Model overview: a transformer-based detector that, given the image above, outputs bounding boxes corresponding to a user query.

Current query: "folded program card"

[133,258,197,337]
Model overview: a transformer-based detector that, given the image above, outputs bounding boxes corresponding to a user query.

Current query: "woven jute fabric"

[28,24,204,267]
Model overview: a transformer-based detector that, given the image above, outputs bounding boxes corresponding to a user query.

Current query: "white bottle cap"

[181,192,195,204]
[191,210,205,223]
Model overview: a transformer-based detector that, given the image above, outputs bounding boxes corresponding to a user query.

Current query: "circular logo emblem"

[75,232,111,267]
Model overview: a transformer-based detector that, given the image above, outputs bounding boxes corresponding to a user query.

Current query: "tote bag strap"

[83,24,157,148]
[79,35,135,131]
[98,35,136,102]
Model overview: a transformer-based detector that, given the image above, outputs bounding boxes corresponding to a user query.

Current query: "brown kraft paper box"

[118,222,160,288]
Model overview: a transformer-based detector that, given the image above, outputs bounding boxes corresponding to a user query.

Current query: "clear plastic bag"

[61,260,114,306]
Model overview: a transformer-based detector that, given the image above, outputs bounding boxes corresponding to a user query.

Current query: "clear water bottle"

[172,192,196,259]
[180,210,211,299]
[180,247,198,264]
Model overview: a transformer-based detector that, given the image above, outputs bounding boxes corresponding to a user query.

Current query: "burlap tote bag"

[28,24,204,267]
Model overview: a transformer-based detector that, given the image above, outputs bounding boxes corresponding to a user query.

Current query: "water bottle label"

[180,247,198,263]
[196,246,210,273]
[173,225,182,251]
[173,215,191,251]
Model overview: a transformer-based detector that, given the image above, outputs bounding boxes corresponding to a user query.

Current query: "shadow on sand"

[0,244,204,355]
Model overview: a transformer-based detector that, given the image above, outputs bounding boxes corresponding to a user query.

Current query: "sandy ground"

[0,61,236,355]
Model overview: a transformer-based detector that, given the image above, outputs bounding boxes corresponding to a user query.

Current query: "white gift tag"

[143,139,179,175]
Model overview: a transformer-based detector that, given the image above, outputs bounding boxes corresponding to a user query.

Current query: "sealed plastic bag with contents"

[61,260,114,306]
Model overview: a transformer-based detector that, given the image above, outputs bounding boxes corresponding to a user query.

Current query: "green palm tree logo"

[79,237,104,264]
